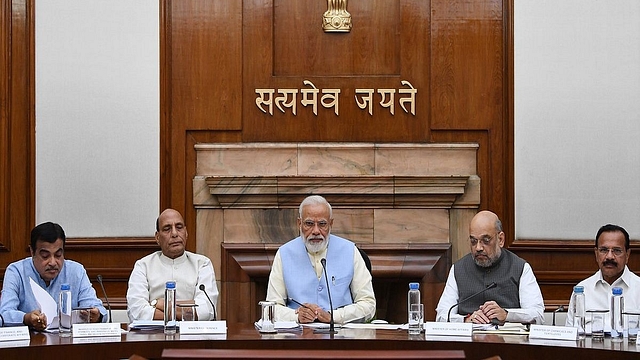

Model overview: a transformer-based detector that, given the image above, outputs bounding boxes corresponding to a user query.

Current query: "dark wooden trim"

[0,0,35,260]
[509,239,640,307]
[159,0,172,213]
[65,237,158,250]
[505,0,516,247]
[161,348,467,360]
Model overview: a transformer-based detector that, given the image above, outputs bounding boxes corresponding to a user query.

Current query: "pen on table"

[288,298,312,309]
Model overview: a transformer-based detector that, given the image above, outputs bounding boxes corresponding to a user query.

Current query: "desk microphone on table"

[199,284,218,321]
[447,282,497,322]
[96,274,112,323]
[315,258,337,334]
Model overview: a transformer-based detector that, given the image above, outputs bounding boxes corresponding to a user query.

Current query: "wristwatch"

[150,299,158,309]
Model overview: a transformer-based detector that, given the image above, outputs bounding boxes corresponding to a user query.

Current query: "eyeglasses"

[301,220,330,231]
[597,247,625,256]
[470,233,498,247]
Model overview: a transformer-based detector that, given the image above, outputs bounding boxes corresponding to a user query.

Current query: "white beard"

[302,230,329,253]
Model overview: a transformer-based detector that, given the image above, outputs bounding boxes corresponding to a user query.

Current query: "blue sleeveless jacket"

[281,235,355,311]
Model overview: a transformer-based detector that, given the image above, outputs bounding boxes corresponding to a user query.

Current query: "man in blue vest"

[266,195,376,324]
[435,210,544,324]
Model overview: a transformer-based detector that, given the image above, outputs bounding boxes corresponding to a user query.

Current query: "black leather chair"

[358,247,372,275]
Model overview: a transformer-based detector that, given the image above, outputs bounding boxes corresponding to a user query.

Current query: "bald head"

[469,211,505,267]
[469,211,502,233]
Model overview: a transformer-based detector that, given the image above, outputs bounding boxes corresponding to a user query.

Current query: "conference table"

[1,323,639,359]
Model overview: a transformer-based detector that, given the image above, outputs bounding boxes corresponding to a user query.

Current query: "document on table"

[254,321,302,332]
[342,323,403,330]
[129,320,165,331]
[472,322,529,334]
[29,278,59,330]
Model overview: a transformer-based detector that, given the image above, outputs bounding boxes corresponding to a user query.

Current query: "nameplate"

[529,325,577,341]
[424,322,472,337]
[72,323,122,338]
[0,326,30,342]
[72,336,121,344]
[179,320,227,334]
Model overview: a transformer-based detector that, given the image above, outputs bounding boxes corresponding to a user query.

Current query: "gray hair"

[299,195,332,219]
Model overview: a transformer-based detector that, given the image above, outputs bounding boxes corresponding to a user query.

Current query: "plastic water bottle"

[58,283,72,337]
[571,285,585,339]
[611,287,624,342]
[408,282,422,335]
[164,281,177,334]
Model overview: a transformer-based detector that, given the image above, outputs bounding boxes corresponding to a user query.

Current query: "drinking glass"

[259,300,276,333]
[71,308,90,325]
[624,311,640,344]
[178,304,198,322]
[587,309,608,341]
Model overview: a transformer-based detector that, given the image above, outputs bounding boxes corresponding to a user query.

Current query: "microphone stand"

[447,282,497,322]
[552,305,565,326]
[315,258,337,335]
[199,284,218,321]
[96,275,112,323]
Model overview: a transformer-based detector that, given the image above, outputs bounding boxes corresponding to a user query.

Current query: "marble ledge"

[195,142,478,177]
[193,175,479,209]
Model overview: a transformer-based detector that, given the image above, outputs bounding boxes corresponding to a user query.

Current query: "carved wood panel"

[221,243,451,324]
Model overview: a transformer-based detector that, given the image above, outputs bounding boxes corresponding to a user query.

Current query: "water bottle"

[164,281,177,334]
[571,285,585,339]
[58,283,72,337]
[407,282,422,335]
[611,287,624,342]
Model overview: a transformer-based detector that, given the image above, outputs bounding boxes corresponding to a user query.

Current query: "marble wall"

[193,142,480,280]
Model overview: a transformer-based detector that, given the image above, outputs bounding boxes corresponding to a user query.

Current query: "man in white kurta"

[565,224,640,331]
[126,209,219,322]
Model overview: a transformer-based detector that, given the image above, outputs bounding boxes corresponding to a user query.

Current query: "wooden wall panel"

[241,0,429,142]
[168,0,243,130]
[511,240,640,308]
[430,0,505,129]
[273,0,400,76]
[0,0,34,265]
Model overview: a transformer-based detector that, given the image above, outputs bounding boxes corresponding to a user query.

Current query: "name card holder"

[529,325,577,341]
[0,326,30,342]
[179,320,227,334]
[72,323,122,338]
[424,322,473,337]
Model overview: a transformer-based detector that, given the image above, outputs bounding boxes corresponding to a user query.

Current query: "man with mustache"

[435,211,544,324]
[565,224,640,330]
[0,222,107,329]
[126,208,218,321]
[265,195,376,324]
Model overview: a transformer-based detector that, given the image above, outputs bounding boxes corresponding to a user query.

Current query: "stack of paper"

[129,320,165,331]
[254,321,302,333]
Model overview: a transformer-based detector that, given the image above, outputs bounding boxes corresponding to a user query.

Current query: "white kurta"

[126,251,219,322]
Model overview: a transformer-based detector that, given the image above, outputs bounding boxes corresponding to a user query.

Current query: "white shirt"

[126,251,219,322]
[266,244,376,324]
[435,262,545,324]
[565,266,640,331]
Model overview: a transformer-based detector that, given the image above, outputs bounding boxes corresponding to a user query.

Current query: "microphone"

[199,284,218,321]
[319,258,336,334]
[552,305,565,326]
[96,275,112,323]
[447,282,497,322]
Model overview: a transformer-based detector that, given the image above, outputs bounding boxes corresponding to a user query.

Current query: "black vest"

[453,249,525,315]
